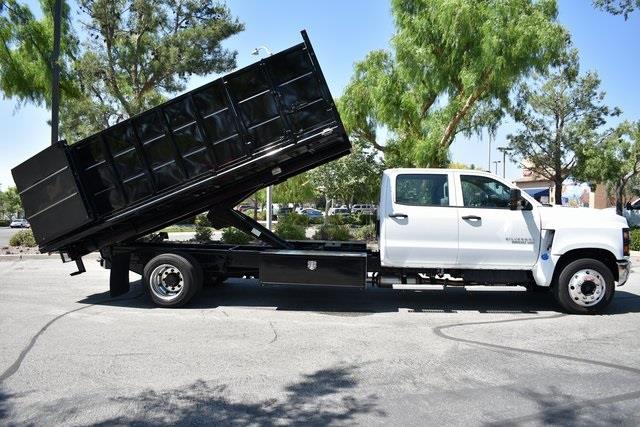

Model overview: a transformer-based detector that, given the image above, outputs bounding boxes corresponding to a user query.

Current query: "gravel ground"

[1,256,640,425]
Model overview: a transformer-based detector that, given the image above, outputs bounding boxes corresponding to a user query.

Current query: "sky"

[1,0,639,189]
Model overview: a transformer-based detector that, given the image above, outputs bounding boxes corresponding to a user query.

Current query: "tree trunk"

[616,181,625,216]
[554,178,563,205]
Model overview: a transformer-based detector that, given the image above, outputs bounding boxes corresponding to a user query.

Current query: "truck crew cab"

[12,32,631,315]
[378,169,631,314]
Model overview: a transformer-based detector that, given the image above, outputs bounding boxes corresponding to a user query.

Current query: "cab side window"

[396,174,449,206]
[461,175,511,208]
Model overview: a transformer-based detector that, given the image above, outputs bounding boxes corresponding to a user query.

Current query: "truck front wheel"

[553,258,615,314]
[143,253,203,307]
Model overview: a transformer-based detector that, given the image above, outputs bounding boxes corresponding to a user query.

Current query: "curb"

[0,252,101,262]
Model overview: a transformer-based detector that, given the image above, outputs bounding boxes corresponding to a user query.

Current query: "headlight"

[623,228,630,256]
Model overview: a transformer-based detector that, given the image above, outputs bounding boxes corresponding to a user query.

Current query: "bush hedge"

[630,227,640,251]
[0,219,10,227]
[313,223,352,241]
[275,220,307,240]
[221,227,251,245]
[354,224,377,241]
[9,229,37,247]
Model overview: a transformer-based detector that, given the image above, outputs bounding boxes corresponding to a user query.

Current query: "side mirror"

[509,188,522,210]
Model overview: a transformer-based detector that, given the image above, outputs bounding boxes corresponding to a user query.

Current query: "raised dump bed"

[12,31,350,260]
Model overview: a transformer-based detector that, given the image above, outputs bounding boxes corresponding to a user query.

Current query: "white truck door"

[456,173,541,268]
[380,171,459,268]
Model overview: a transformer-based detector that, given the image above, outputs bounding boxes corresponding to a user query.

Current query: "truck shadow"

[79,280,640,315]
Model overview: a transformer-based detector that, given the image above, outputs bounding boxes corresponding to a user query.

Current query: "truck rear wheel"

[553,258,615,314]
[143,253,203,307]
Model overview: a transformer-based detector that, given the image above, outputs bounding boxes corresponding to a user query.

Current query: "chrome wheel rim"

[568,269,606,307]
[149,264,185,301]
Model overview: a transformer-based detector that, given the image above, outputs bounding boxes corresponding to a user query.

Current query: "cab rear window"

[395,174,449,206]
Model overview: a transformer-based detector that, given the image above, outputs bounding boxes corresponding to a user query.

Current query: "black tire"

[143,253,203,307]
[553,258,615,315]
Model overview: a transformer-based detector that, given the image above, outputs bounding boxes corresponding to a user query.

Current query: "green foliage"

[575,121,640,214]
[9,229,36,247]
[194,214,212,242]
[354,224,377,241]
[313,223,352,241]
[61,0,244,141]
[0,0,79,107]
[273,173,316,205]
[220,227,250,245]
[508,51,620,204]
[340,0,568,167]
[283,213,310,227]
[354,213,376,226]
[0,219,9,226]
[593,0,639,19]
[630,227,640,251]
[0,186,22,219]
[310,145,383,207]
[275,215,307,240]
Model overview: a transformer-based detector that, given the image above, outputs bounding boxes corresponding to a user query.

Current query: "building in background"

[512,165,612,209]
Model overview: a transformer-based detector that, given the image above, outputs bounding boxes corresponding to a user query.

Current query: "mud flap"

[109,252,131,297]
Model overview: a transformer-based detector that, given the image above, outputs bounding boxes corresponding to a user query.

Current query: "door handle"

[389,212,408,219]
[462,215,482,221]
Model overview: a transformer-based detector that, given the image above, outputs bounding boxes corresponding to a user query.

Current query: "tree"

[339,0,568,167]
[1,186,23,218]
[593,0,639,19]
[0,0,78,107]
[507,52,620,205]
[310,146,383,216]
[575,121,640,215]
[61,0,243,141]
[273,173,316,205]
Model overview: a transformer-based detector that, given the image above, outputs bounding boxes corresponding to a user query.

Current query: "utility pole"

[497,146,513,178]
[51,0,62,146]
[493,160,501,175]
[487,131,492,172]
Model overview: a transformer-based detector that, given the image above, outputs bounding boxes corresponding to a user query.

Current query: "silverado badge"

[307,260,317,271]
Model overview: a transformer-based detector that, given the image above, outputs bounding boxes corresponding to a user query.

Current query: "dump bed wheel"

[143,253,203,307]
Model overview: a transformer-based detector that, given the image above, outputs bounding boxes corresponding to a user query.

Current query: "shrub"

[194,225,212,242]
[195,213,211,227]
[355,213,376,226]
[221,227,251,245]
[283,212,309,226]
[275,221,307,240]
[9,229,37,247]
[630,227,640,251]
[0,219,9,227]
[313,223,352,241]
[354,224,377,241]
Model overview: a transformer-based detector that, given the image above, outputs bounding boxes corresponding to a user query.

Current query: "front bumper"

[617,259,631,286]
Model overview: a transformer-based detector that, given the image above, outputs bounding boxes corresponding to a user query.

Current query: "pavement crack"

[432,313,640,424]
[268,321,278,344]
[0,291,144,383]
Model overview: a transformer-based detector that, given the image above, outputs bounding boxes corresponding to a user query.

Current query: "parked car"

[299,208,323,219]
[274,207,294,219]
[328,207,350,216]
[352,204,376,215]
[9,218,30,228]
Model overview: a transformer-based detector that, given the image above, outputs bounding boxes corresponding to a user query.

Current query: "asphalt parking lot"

[1,257,640,425]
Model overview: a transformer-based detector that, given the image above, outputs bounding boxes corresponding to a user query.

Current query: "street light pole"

[497,146,513,178]
[51,0,62,146]
[252,45,274,229]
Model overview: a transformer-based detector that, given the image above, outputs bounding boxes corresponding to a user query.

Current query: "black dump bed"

[12,31,350,258]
